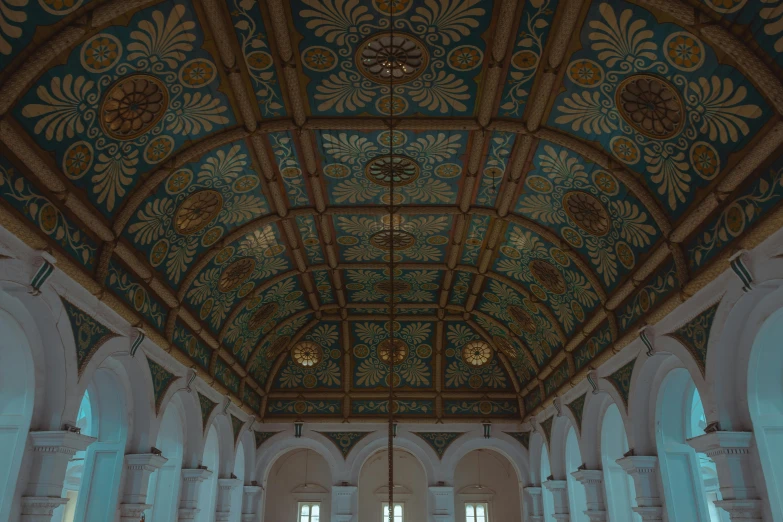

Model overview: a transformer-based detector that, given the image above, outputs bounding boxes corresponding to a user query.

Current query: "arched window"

[196,425,220,522]
[0,307,35,522]
[540,444,555,522]
[748,306,783,520]
[148,398,185,522]
[601,404,640,522]
[655,368,725,522]
[565,428,588,522]
[230,442,245,522]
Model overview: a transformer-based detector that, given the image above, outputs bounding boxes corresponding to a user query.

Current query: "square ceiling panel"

[315,129,468,206]
[343,268,442,305]
[288,0,495,117]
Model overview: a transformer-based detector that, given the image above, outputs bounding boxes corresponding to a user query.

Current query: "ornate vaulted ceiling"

[2,0,783,422]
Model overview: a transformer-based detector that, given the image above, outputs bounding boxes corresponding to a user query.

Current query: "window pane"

[311,517,319,522]
[312,505,320,516]
[301,505,309,516]
[394,505,402,516]
[477,505,485,516]
[383,505,390,517]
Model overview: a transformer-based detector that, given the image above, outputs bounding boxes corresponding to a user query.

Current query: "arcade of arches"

[2,0,783,521]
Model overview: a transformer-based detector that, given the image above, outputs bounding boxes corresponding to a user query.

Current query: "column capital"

[243,485,263,494]
[429,485,455,521]
[124,453,167,471]
[28,430,96,454]
[616,455,663,519]
[218,478,242,490]
[687,430,753,456]
[570,469,607,522]
[23,430,96,499]
[119,503,150,522]
[616,455,658,474]
[524,485,543,495]
[543,479,568,491]
[20,497,69,522]
[182,468,212,482]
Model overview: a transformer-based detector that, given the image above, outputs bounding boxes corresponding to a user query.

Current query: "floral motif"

[573,323,613,371]
[335,214,449,263]
[61,299,117,374]
[172,321,211,371]
[356,33,428,83]
[568,59,603,87]
[615,75,684,139]
[179,59,216,87]
[147,358,179,413]
[606,359,636,407]
[276,323,342,389]
[665,32,704,71]
[412,432,464,458]
[448,45,482,70]
[444,324,508,389]
[345,268,439,304]
[668,303,719,375]
[267,399,342,416]
[82,34,121,72]
[444,400,518,417]
[352,321,433,388]
[317,431,371,458]
[106,260,166,332]
[303,46,336,71]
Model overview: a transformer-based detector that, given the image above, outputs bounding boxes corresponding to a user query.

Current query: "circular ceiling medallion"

[370,229,416,251]
[616,74,684,140]
[563,191,611,237]
[356,32,428,84]
[374,279,411,295]
[218,257,256,293]
[493,335,517,359]
[378,338,408,365]
[292,341,323,368]
[529,259,567,295]
[462,340,492,367]
[100,74,168,140]
[266,336,290,360]
[509,305,537,334]
[174,189,223,235]
[248,302,278,330]
[365,155,420,187]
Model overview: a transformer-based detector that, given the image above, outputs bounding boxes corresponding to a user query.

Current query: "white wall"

[358,450,426,522]
[454,450,521,522]
[265,449,332,522]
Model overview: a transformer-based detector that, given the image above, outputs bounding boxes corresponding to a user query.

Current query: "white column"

[178,468,212,521]
[331,485,357,522]
[571,470,608,522]
[21,430,95,522]
[617,455,664,521]
[119,453,167,522]
[544,480,571,521]
[429,486,455,522]
[241,485,263,522]
[688,432,764,521]
[215,478,241,521]
[523,486,545,522]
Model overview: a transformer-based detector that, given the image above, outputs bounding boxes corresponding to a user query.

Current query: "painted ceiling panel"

[183,223,292,334]
[493,223,601,335]
[514,140,662,292]
[315,130,467,206]
[343,268,441,305]
[0,0,95,71]
[3,0,783,422]
[14,1,236,218]
[351,319,435,390]
[125,141,271,286]
[546,1,771,219]
[333,213,452,264]
[288,0,494,117]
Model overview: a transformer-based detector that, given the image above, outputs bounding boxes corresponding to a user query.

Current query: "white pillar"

[20,430,95,522]
[523,486,545,522]
[617,455,664,521]
[178,468,212,521]
[119,453,167,522]
[571,470,608,522]
[429,486,455,522]
[544,480,571,521]
[215,478,241,521]
[241,485,263,522]
[331,485,357,522]
[688,432,764,521]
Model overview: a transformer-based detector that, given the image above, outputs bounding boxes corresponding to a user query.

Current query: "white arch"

[149,397,185,522]
[527,431,547,484]
[600,403,639,522]
[565,427,588,522]
[255,430,342,486]
[347,432,436,485]
[444,433,530,487]
[0,305,35,522]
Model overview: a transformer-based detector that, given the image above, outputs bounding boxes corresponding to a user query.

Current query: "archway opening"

[748,306,783,520]
[0,308,35,522]
[266,448,331,522]
[148,397,185,522]
[656,367,725,522]
[454,449,521,522]
[601,403,640,522]
[359,449,426,522]
[196,425,220,522]
[540,444,555,521]
[565,428,588,522]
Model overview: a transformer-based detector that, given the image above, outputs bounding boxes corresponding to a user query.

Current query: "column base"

[714,499,763,521]
[120,503,150,521]
[215,511,232,521]
[178,507,199,521]
[21,497,69,522]
[633,506,664,521]
[554,515,571,522]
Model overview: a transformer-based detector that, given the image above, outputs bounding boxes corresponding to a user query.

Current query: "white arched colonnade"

[0,218,782,522]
